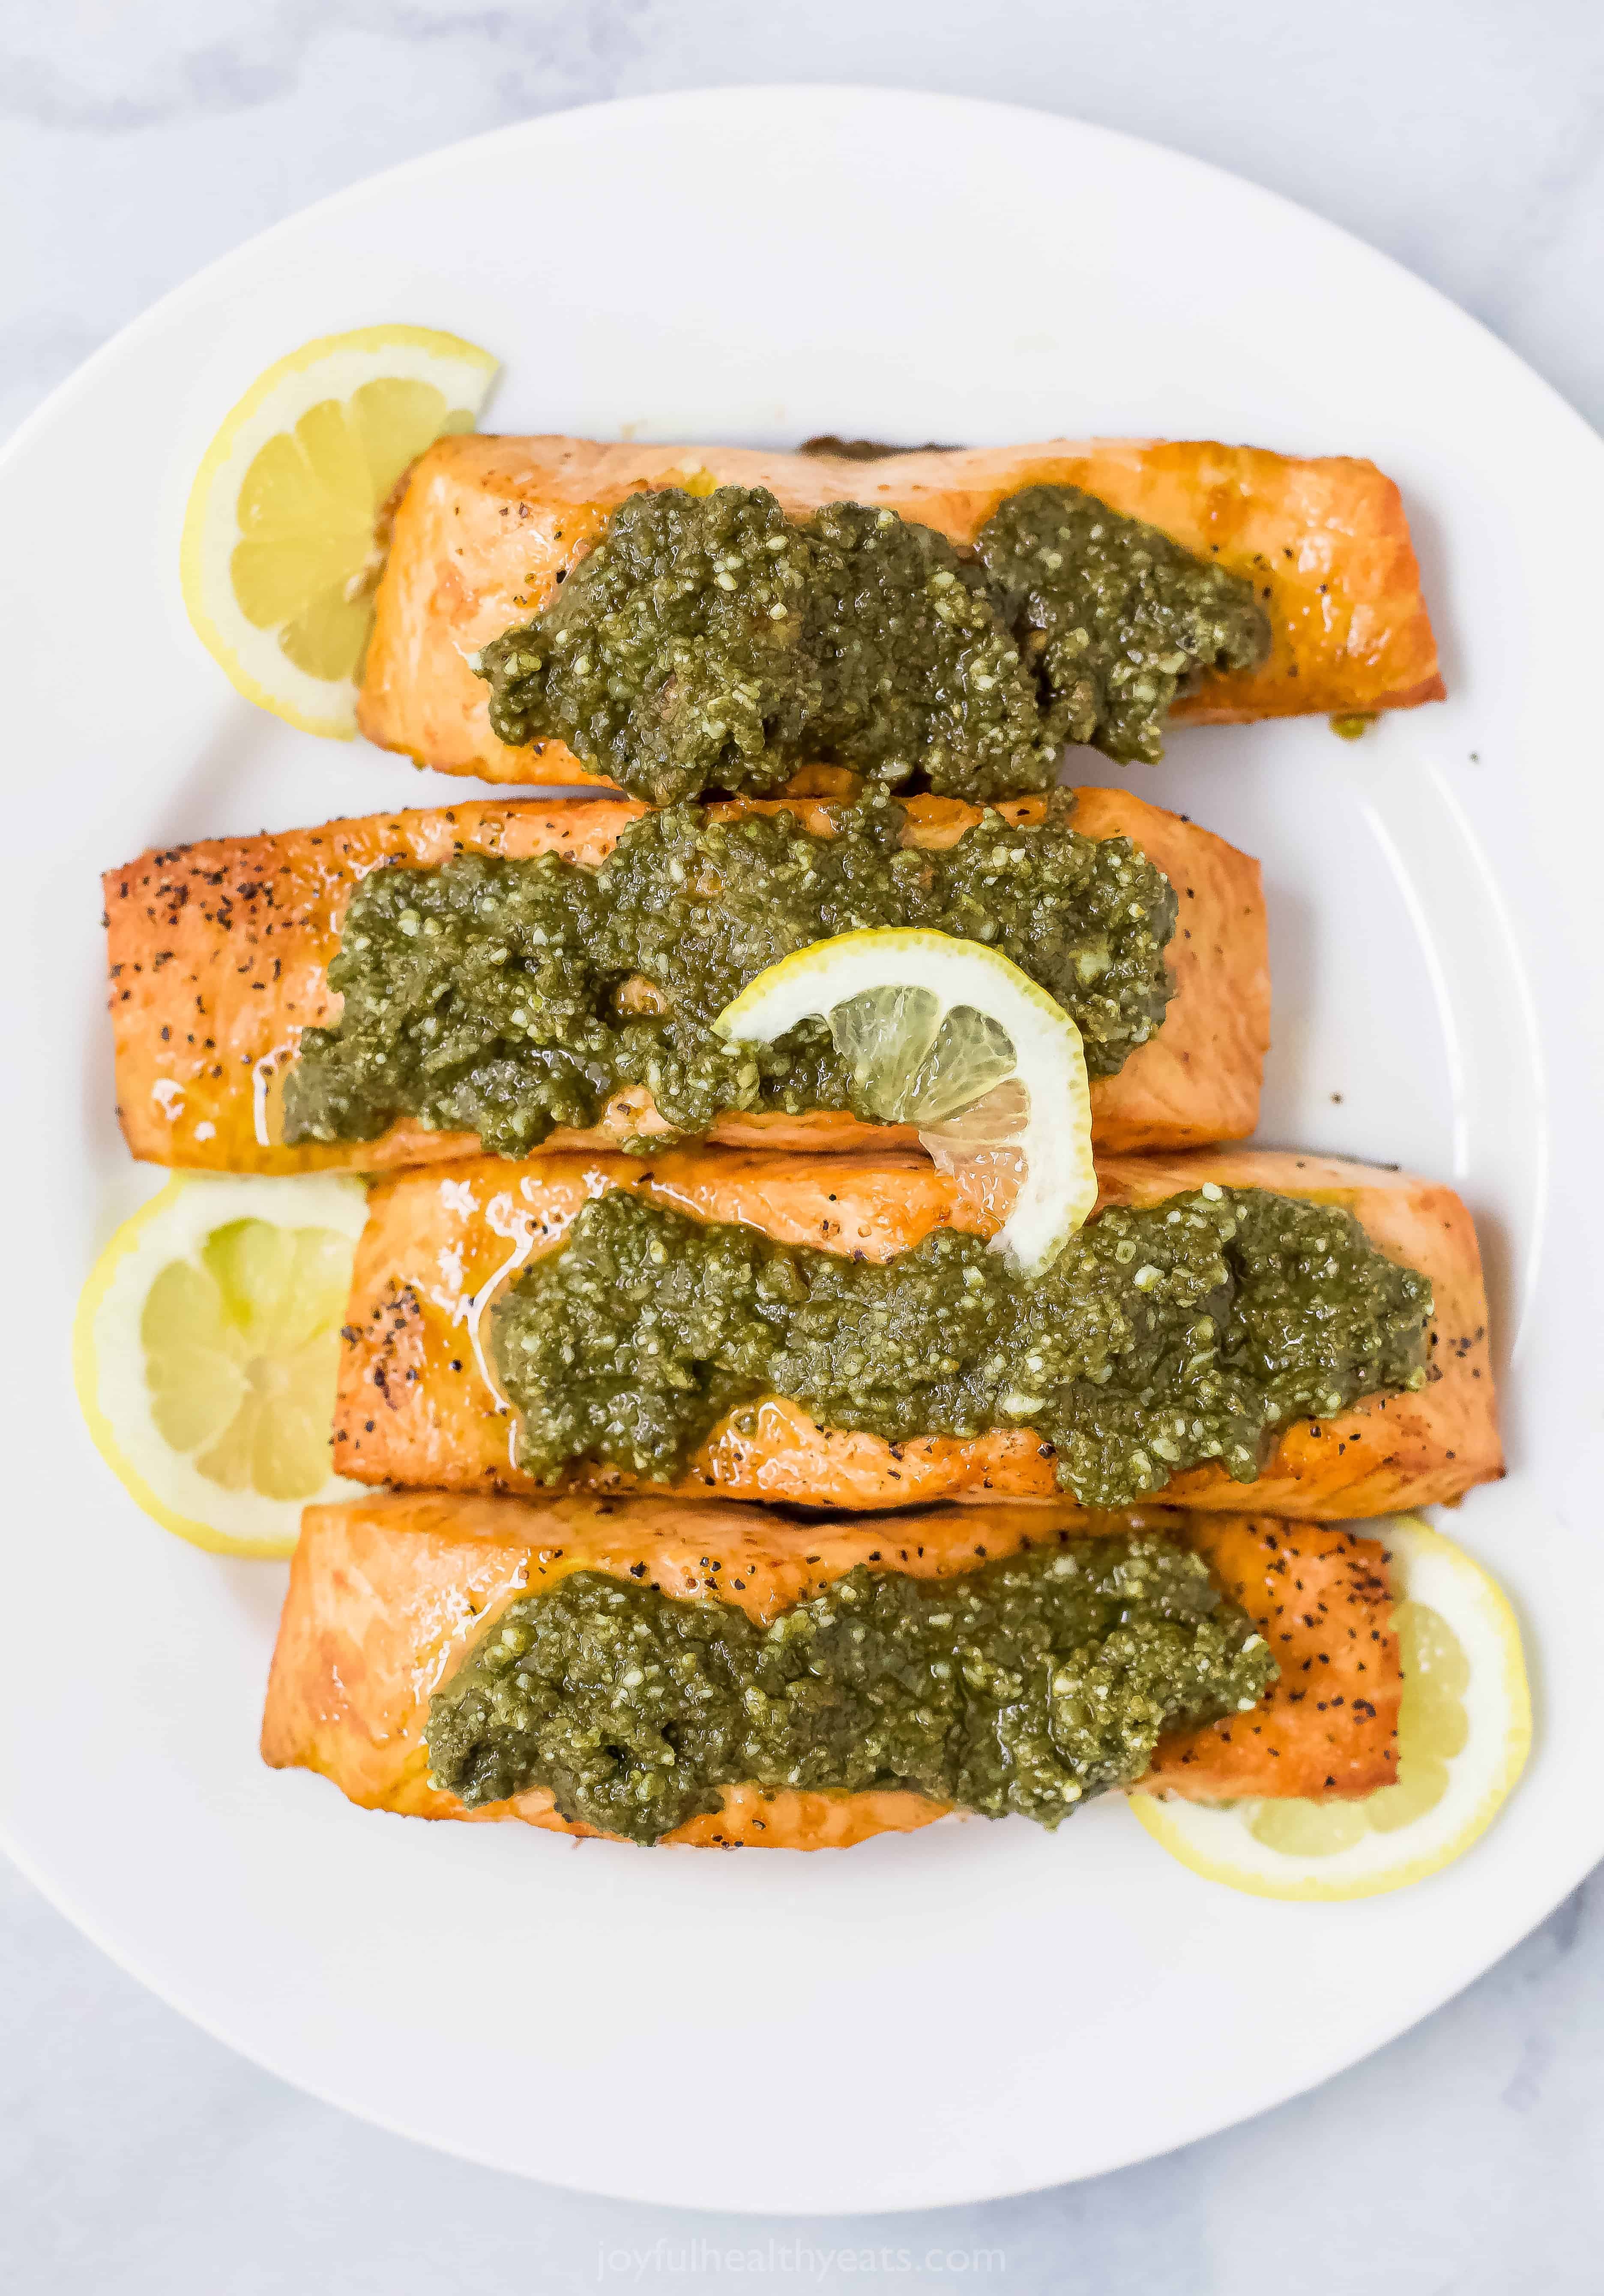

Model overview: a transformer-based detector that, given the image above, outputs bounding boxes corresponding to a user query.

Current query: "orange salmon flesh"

[358,434,1443,785]
[333,1145,1500,1519]
[261,1490,1403,1849]
[103,787,1267,1174]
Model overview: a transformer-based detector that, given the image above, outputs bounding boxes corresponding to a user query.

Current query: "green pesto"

[475,482,1271,802]
[423,1534,1278,1843]
[281,790,1175,1155]
[976,487,1272,766]
[492,1187,1432,1504]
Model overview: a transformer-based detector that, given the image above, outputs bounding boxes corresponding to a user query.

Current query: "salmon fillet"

[334,1145,1500,1518]
[359,435,1443,785]
[260,1490,1401,1848]
[102,786,1267,1172]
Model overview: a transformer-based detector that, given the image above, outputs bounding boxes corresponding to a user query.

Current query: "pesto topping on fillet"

[475,481,1270,801]
[424,1535,1278,1844]
[282,791,1176,1155]
[492,1186,1432,1503]
[976,487,1274,765]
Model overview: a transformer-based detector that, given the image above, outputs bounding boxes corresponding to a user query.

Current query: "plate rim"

[6,82,1602,493]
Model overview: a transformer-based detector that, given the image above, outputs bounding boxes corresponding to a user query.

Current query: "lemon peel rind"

[72,1173,371,1558]
[180,325,499,738]
[714,927,1097,1274]
[1129,1515,1531,1901]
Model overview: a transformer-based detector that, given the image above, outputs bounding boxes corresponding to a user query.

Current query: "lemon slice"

[180,324,499,737]
[73,1174,370,1557]
[1131,1515,1530,1899]
[715,927,1097,1272]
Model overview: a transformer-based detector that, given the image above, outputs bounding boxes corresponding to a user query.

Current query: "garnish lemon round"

[73,1174,369,1557]
[714,927,1097,1273]
[180,324,499,737]
[1131,1515,1530,1899]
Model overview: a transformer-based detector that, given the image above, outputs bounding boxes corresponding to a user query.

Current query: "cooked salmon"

[359,435,1444,784]
[260,1490,1401,1848]
[102,786,1267,1173]
[333,1145,1500,1518]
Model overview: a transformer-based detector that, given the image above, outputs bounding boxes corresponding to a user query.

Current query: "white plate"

[1,87,1601,2213]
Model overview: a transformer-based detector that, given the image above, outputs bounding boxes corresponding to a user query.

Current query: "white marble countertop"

[4,3,1602,2287]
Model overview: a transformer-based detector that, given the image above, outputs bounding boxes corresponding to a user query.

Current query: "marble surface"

[4,3,1603,2287]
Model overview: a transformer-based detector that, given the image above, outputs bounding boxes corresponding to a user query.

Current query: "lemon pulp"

[142,1218,355,1502]
[231,381,475,682]
[829,987,1020,1124]
[180,325,498,735]
[74,1174,370,1555]
[715,927,1096,1273]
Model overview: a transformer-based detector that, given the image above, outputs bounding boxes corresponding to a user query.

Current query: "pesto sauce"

[476,482,1270,802]
[282,791,1175,1154]
[423,1534,1278,1843]
[977,487,1272,766]
[492,1186,1432,1504]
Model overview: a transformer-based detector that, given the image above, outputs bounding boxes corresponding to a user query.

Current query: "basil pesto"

[976,487,1272,768]
[282,791,1176,1155]
[424,1533,1278,1843]
[492,1186,1432,1503]
[476,482,1270,802]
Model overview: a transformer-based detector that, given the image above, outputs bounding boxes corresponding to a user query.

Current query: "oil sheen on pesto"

[423,1533,1278,1843]
[476,481,1270,802]
[282,791,1175,1155]
[492,1186,1432,1505]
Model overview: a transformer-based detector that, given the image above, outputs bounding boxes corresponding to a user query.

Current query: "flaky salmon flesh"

[357,435,1444,784]
[103,787,1268,1172]
[334,1145,1500,1519]
[261,1491,1403,1849]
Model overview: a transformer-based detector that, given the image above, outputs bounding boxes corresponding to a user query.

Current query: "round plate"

[1,87,1600,2213]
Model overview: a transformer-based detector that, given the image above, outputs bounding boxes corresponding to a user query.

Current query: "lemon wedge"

[715,927,1097,1272]
[1131,1515,1530,1898]
[73,1175,370,1557]
[180,324,499,737]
